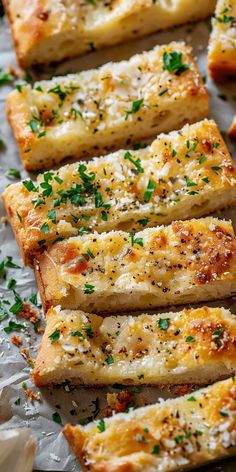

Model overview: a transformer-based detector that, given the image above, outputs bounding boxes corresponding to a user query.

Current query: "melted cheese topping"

[36,217,236,311]
[4,120,236,265]
[34,305,236,386]
[6,0,216,66]
[64,377,236,472]
[209,0,236,79]
[6,42,208,170]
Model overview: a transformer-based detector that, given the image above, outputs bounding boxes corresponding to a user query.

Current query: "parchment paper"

[0,428,36,472]
[0,13,236,472]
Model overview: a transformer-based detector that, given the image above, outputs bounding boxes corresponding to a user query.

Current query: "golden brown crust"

[5,42,208,171]
[63,378,236,472]
[209,61,236,82]
[64,424,134,472]
[63,424,88,472]
[4,0,216,67]
[34,258,59,313]
[34,218,236,314]
[4,119,236,267]
[208,0,236,81]
[33,305,236,387]
[6,96,34,171]
[3,186,29,264]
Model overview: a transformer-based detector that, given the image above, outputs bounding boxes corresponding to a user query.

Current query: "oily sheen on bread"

[4,119,236,266]
[34,305,236,387]
[6,42,208,171]
[3,0,216,67]
[64,377,236,472]
[208,0,236,81]
[35,217,236,313]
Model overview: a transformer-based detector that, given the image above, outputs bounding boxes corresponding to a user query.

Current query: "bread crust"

[5,42,208,171]
[208,0,236,81]
[229,115,236,138]
[34,217,236,314]
[3,119,236,266]
[63,378,236,472]
[3,0,216,67]
[33,305,236,388]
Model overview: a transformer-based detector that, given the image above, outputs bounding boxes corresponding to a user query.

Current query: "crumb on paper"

[21,347,35,367]
[1,216,8,225]
[6,65,21,78]
[11,335,22,346]
[105,391,135,416]
[18,302,44,334]
[22,384,41,403]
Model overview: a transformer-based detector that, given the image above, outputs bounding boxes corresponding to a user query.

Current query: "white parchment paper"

[0,427,36,472]
[0,13,236,472]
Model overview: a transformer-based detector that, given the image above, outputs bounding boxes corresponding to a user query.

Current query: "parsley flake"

[97,419,106,432]
[125,98,144,120]
[49,329,60,344]
[158,318,170,330]
[163,51,189,76]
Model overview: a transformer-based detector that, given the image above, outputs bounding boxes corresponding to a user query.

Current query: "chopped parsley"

[49,329,60,344]
[83,283,95,295]
[137,218,149,227]
[82,325,94,338]
[129,232,144,247]
[158,318,170,330]
[0,301,8,322]
[72,331,85,340]
[152,444,161,454]
[199,156,207,164]
[219,410,229,417]
[187,396,197,402]
[4,321,26,334]
[186,138,199,157]
[22,179,38,192]
[212,166,222,174]
[163,51,189,76]
[40,222,49,233]
[106,354,114,365]
[124,151,144,174]
[97,419,106,432]
[0,68,14,85]
[158,87,168,96]
[10,292,23,315]
[125,98,144,120]
[7,278,16,290]
[47,209,56,224]
[52,412,62,424]
[6,168,21,179]
[185,335,195,342]
[86,249,95,259]
[3,256,21,269]
[144,180,156,202]
[212,328,225,347]
[28,120,39,133]
[29,294,38,306]
[48,85,66,104]
[216,8,235,23]
[175,435,184,444]
[184,176,197,187]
